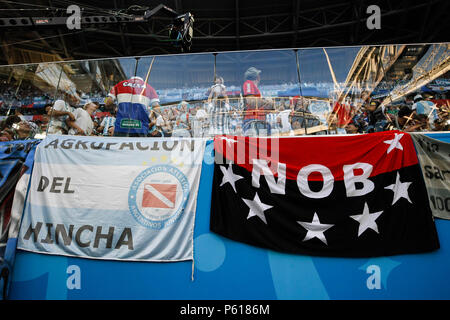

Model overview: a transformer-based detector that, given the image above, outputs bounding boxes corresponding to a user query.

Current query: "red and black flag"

[210,131,440,257]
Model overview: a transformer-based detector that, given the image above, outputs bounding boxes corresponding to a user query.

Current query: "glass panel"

[215,49,299,137]
[378,44,450,132]
[1,43,448,142]
[139,53,215,138]
[42,57,137,137]
[297,46,362,135]
[0,63,54,140]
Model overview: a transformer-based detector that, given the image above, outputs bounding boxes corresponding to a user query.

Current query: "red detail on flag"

[214,131,419,182]
[142,183,177,208]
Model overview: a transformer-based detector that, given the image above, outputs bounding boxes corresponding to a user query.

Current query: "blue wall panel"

[8,136,450,300]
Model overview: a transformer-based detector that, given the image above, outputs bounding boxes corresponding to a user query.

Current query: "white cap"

[414,94,423,101]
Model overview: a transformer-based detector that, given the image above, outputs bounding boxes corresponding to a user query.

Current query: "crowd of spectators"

[337,91,450,135]
[0,74,449,142]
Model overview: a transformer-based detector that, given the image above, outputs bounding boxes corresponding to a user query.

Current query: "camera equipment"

[168,13,195,52]
[0,4,194,52]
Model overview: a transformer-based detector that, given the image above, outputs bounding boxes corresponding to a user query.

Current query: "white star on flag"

[220,136,237,146]
[383,133,404,154]
[219,164,243,193]
[297,212,334,245]
[350,202,383,237]
[384,172,412,205]
[242,192,273,224]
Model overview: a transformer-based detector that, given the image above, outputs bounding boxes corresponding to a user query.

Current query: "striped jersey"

[100,116,116,136]
[109,76,160,134]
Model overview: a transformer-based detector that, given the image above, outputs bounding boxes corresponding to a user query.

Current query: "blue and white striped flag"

[17,135,205,263]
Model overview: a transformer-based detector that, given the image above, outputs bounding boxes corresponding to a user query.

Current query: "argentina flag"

[17,135,205,263]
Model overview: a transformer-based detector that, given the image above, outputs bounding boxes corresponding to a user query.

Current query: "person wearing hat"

[241,67,274,135]
[411,93,438,128]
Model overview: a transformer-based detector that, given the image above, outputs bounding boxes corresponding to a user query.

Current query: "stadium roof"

[0,0,449,65]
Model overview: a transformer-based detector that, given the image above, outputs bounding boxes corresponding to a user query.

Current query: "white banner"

[411,133,450,220]
[17,135,206,262]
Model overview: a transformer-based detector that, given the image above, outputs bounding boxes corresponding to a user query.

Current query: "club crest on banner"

[128,165,190,230]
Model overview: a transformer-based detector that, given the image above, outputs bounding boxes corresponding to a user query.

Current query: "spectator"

[364,100,389,133]
[161,112,173,137]
[92,101,101,110]
[98,106,117,136]
[105,76,160,137]
[208,76,230,134]
[12,120,39,140]
[242,67,274,135]
[411,93,438,127]
[46,94,77,135]
[67,101,98,136]
[178,101,191,127]
[207,76,229,104]
[0,115,39,139]
[148,104,164,137]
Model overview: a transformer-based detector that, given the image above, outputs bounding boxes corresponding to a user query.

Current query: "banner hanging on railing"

[1,140,39,300]
[0,140,40,241]
[411,133,450,220]
[210,131,440,257]
[17,135,205,263]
